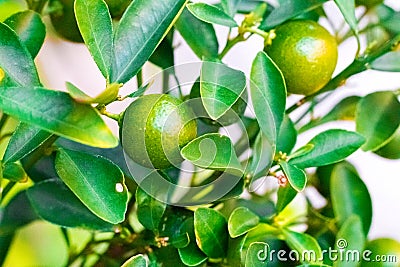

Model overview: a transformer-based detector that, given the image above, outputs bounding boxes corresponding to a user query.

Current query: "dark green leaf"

[55,148,128,224]
[121,254,148,267]
[27,179,114,230]
[75,0,113,79]
[0,22,40,86]
[277,115,297,154]
[178,218,208,266]
[228,207,260,238]
[250,51,286,145]
[149,37,175,69]
[66,81,120,105]
[175,8,219,59]
[0,190,38,235]
[194,207,228,258]
[260,0,327,30]
[282,229,323,264]
[221,0,241,17]
[276,184,297,213]
[136,187,167,231]
[4,10,46,58]
[334,215,365,267]
[299,96,361,133]
[181,133,244,176]
[3,122,52,164]
[187,3,238,27]
[0,87,118,148]
[279,160,307,192]
[330,162,372,235]
[247,132,274,180]
[289,129,365,169]
[356,91,400,151]
[200,61,246,120]
[111,0,187,83]
[333,0,358,34]
[245,242,268,267]
[3,162,27,182]
[371,51,400,72]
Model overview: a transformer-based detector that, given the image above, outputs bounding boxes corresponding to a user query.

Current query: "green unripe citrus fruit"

[361,238,400,266]
[355,0,384,8]
[264,20,338,95]
[189,80,247,126]
[122,94,197,169]
[49,0,83,43]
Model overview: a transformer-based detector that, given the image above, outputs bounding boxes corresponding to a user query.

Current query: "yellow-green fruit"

[49,0,83,43]
[361,238,400,267]
[355,0,384,8]
[264,20,338,95]
[104,0,131,18]
[122,94,197,169]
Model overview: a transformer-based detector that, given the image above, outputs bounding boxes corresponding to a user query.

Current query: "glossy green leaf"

[371,51,400,72]
[187,3,238,27]
[66,82,120,105]
[3,122,52,164]
[0,87,118,148]
[250,51,286,145]
[247,132,274,180]
[374,127,400,159]
[299,96,361,133]
[228,207,260,238]
[277,115,297,154]
[276,184,297,213]
[181,133,244,176]
[136,187,167,231]
[55,148,128,224]
[178,218,208,266]
[194,207,228,258]
[0,190,38,235]
[121,254,148,267]
[289,129,365,169]
[27,179,114,230]
[111,0,187,83]
[3,162,27,182]
[260,0,327,30]
[245,242,268,267]
[175,8,219,59]
[75,0,113,79]
[377,5,400,35]
[0,22,40,86]
[333,0,358,34]
[334,216,365,267]
[4,10,45,58]
[330,162,372,234]
[282,229,323,264]
[221,0,241,17]
[279,160,307,192]
[356,91,400,151]
[200,61,246,120]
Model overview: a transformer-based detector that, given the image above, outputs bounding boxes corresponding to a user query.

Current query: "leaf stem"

[218,35,245,59]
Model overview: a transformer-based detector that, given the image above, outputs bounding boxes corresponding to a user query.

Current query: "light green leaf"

[221,0,242,17]
[371,51,400,72]
[334,215,365,267]
[250,51,286,145]
[4,10,46,58]
[279,160,307,192]
[228,207,260,238]
[66,82,120,105]
[55,148,128,224]
[27,179,114,230]
[330,162,372,235]
[175,8,219,59]
[282,229,323,264]
[178,218,208,266]
[276,184,297,213]
[374,127,400,159]
[181,133,244,176]
[200,61,246,120]
[289,129,365,169]
[111,0,187,83]
[187,3,238,27]
[333,0,358,34]
[136,187,167,231]
[0,22,40,86]
[245,242,268,267]
[356,91,400,151]
[75,0,113,79]
[277,115,297,154]
[121,254,148,267]
[194,207,228,258]
[3,162,27,182]
[247,132,274,180]
[0,87,118,148]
